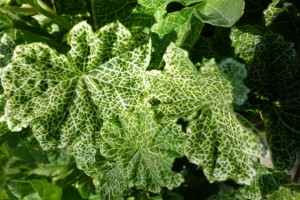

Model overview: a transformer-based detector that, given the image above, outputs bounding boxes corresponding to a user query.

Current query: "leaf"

[93,163,129,199]
[195,0,245,27]
[147,43,263,184]
[263,0,295,27]
[1,21,151,150]
[264,76,300,170]
[151,5,204,49]
[185,106,263,185]
[99,105,185,194]
[217,58,249,105]
[147,43,246,121]
[230,26,297,99]
[267,185,300,200]
[6,179,62,200]
[0,34,15,68]
[30,179,62,200]
[138,0,200,9]
[92,0,155,33]
[240,163,291,199]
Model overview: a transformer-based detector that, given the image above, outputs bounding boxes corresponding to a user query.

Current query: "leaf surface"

[1,21,151,150]
[195,0,244,27]
[147,43,263,184]
[99,105,185,194]
[240,163,291,199]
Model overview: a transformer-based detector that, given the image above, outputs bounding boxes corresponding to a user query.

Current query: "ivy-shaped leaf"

[230,26,297,99]
[230,7,299,170]
[147,43,263,184]
[240,163,291,199]
[186,105,263,185]
[1,21,151,150]
[99,105,185,194]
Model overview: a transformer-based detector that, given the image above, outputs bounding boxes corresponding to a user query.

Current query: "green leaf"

[0,34,15,68]
[1,21,151,150]
[6,179,62,200]
[147,43,263,184]
[185,106,263,185]
[217,58,249,105]
[264,77,300,170]
[195,0,244,27]
[263,0,295,27]
[240,163,291,199]
[30,179,62,200]
[147,44,246,121]
[267,185,300,200]
[151,5,204,49]
[230,26,297,99]
[138,0,200,9]
[92,0,155,33]
[93,163,129,199]
[99,105,185,194]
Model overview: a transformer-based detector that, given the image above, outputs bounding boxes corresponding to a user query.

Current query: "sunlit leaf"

[147,43,263,184]
[99,105,185,194]
[1,21,151,150]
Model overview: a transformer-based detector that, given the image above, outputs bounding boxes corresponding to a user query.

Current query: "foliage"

[0,0,299,199]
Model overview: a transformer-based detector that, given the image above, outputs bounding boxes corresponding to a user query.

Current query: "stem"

[2,6,38,15]
[89,0,98,29]
[34,0,73,30]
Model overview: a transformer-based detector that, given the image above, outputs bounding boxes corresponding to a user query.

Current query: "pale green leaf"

[99,105,185,194]
[185,106,263,185]
[147,43,232,122]
[147,43,263,184]
[1,21,151,150]
[93,162,129,199]
[195,0,244,27]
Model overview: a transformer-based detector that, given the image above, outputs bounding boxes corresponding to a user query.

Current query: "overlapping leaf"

[93,0,155,33]
[151,4,204,49]
[240,163,291,199]
[0,34,15,69]
[1,21,151,150]
[267,185,300,200]
[230,26,297,100]
[147,43,263,184]
[99,105,185,195]
[230,1,300,170]
[194,0,244,27]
